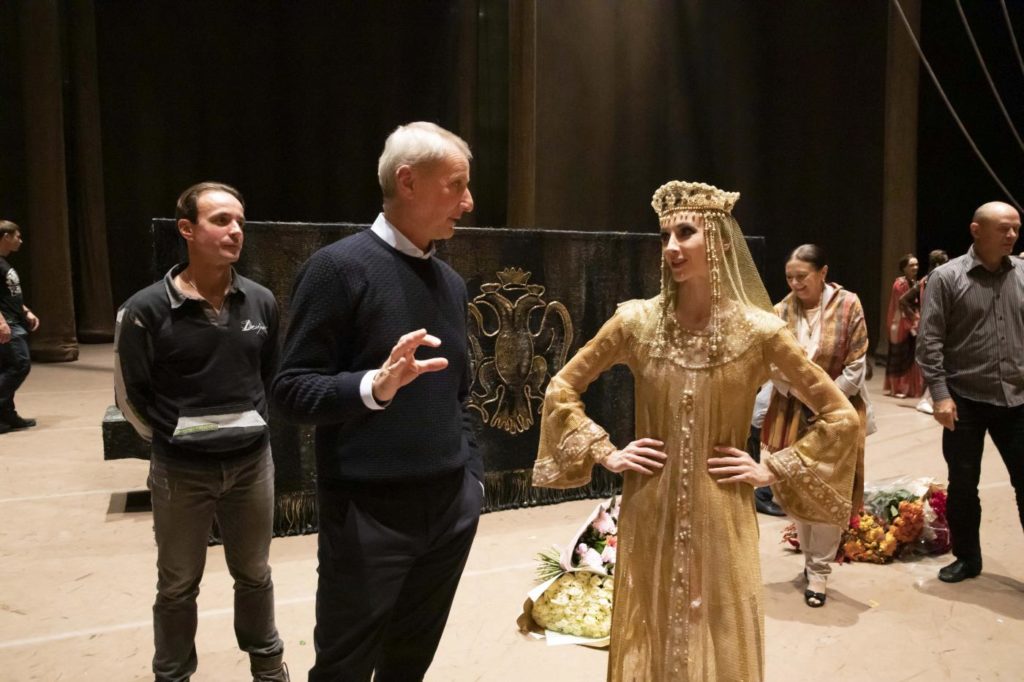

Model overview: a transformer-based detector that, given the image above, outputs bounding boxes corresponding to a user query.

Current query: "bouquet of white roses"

[517,497,619,646]
[530,571,614,640]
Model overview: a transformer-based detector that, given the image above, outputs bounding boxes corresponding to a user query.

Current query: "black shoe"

[804,588,827,607]
[2,413,36,430]
[756,497,786,516]
[0,421,9,435]
[938,558,982,583]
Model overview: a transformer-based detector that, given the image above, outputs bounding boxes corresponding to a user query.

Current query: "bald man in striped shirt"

[917,201,1023,584]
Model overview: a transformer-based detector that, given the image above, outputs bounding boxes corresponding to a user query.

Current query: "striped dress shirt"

[917,246,1024,407]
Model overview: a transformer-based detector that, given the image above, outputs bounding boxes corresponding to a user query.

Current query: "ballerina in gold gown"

[533,180,860,682]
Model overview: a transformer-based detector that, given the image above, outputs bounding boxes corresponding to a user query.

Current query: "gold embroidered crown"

[651,181,740,221]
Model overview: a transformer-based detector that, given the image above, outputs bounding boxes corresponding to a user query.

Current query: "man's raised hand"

[371,329,449,403]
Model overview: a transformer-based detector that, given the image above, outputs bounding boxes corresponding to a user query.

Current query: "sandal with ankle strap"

[804,589,826,607]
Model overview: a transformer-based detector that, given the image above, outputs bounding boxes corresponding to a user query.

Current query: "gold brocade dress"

[533,297,859,682]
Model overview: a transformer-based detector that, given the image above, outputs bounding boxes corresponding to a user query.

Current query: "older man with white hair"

[272,122,482,681]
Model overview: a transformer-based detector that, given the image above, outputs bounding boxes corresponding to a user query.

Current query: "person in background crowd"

[762,244,873,607]
[899,249,950,414]
[0,220,41,434]
[884,253,925,399]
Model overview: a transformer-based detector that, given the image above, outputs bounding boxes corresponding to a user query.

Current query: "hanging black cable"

[954,0,1024,154]
[890,0,1022,211]
[1000,0,1024,80]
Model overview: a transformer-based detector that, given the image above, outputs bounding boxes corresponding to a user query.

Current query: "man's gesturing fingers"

[373,330,448,403]
[388,330,441,362]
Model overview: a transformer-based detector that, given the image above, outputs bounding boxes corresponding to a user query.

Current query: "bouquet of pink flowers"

[518,497,619,644]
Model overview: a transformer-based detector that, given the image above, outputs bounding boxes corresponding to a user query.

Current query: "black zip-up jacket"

[114,264,279,464]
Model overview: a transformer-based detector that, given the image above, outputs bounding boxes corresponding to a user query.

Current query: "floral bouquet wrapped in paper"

[517,497,619,646]
[781,477,950,563]
[857,476,950,559]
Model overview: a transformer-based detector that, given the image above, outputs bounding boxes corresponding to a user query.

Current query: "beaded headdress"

[650,180,772,361]
[651,181,740,223]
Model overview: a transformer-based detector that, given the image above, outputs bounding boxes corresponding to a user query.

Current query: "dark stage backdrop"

[916,0,1024,266]
[526,2,890,349]
[88,1,891,344]
[92,0,466,308]
[5,1,1020,361]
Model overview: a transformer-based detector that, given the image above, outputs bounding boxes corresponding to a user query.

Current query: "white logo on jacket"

[242,319,268,336]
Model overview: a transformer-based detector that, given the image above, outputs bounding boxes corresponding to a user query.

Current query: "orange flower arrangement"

[780,479,951,564]
[889,500,924,544]
[841,513,899,564]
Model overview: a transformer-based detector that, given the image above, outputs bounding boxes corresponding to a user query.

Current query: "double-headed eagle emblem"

[467,268,574,434]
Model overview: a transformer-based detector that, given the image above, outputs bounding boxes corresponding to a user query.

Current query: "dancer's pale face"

[902,258,919,280]
[661,213,709,284]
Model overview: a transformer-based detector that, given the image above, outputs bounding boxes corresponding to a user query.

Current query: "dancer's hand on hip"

[708,445,777,487]
[602,438,667,475]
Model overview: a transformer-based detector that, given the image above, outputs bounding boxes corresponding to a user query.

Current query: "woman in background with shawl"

[762,244,871,608]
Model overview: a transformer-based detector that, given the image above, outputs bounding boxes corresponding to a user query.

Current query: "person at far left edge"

[0,219,41,434]
[114,182,289,682]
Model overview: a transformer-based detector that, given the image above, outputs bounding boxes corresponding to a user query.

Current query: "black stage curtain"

[92,0,465,307]
[526,1,889,349]
[89,1,889,350]
[916,0,1024,262]
[8,2,1021,360]
[1,0,115,359]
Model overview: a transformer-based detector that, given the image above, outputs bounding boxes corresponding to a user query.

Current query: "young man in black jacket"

[114,182,289,682]
[273,122,482,682]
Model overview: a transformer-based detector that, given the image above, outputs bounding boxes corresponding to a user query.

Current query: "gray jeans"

[149,446,283,682]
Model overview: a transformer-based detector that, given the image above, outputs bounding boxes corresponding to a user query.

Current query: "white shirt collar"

[370,213,435,259]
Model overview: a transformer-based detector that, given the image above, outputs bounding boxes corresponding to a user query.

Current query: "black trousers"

[310,465,483,682]
[942,392,1024,564]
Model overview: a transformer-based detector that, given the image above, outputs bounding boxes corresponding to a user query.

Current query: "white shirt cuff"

[835,375,859,397]
[359,370,388,410]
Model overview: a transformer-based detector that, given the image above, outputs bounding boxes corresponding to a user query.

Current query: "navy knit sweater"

[271,230,482,482]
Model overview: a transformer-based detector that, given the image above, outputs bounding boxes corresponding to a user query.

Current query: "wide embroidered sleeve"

[762,326,860,525]
[532,307,632,489]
